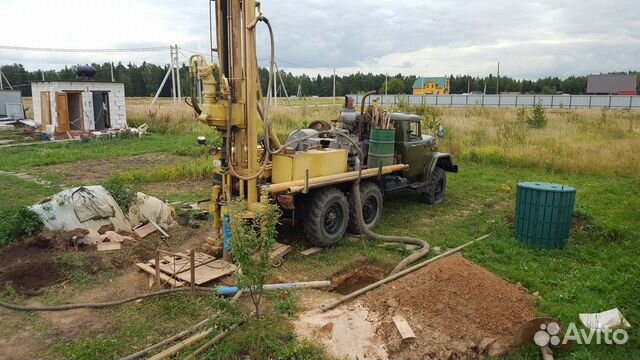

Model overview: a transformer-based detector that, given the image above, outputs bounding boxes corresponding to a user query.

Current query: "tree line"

[1,62,638,98]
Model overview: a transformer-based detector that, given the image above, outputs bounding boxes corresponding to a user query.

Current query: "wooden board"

[270,243,293,263]
[97,242,121,252]
[134,223,157,239]
[175,260,237,285]
[135,263,184,287]
[392,315,416,340]
[300,247,323,257]
[150,220,170,238]
[150,253,217,276]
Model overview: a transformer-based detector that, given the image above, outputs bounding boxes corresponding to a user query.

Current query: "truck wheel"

[348,182,383,234]
[422,167,447,205]
[304,187,349,247]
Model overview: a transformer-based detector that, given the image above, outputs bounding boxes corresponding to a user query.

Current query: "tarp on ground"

[128,192,176,226]
[30,186,132,235]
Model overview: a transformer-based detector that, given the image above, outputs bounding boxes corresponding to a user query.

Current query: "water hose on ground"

[0,287,219,312]
[352,178,430,275]
[316,130,432,275]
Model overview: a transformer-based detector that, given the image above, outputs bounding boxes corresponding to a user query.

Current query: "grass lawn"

[0,103,638,359]
[0,135,205,171]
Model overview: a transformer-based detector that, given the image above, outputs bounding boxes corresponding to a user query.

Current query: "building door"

[92,92,111,130]
[55,92,70,134]
[40,92,51,131]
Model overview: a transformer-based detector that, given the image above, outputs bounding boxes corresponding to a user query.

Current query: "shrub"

[103,180,136,213]
[526,101,548,128]
[422,106,443,136]
[0,208,42,246]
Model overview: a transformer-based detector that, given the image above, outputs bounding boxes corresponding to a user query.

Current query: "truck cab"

[388,113,459,204]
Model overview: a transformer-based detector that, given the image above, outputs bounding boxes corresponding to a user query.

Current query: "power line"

[258,58,349,75]
[179,47,209,56]
[0,45,169,53]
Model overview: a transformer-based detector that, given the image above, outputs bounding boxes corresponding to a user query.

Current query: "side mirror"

[438,126,445,139]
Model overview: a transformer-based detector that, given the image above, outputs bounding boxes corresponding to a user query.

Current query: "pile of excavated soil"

[360,255,537,360]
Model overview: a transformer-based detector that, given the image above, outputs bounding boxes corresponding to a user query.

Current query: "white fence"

[348,94,640,109]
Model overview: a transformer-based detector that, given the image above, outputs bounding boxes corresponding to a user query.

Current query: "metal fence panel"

[348,94,639,109]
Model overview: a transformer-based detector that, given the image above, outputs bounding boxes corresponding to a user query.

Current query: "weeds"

[421,105,443,136]
[103,180,136,213]
[110,157,213,184]
[270,290,299,318]
[202,315,327,360]
[0,207,42,246]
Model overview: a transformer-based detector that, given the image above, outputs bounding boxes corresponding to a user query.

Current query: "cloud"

[1,0,638,79]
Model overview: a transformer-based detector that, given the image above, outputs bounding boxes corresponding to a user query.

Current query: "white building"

[31,81,127,133]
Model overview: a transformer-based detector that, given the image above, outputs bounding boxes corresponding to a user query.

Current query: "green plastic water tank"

[368,129,395,168]
[515,182,576,249]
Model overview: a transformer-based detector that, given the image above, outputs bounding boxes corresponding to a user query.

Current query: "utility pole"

[333,68,336,105]
[170,46,177,103]
[175,44,182,102]
[467,77,471,93]
[110,62,115,82]
[385,73,388,96]
[0,69,3,90]
[151,56,177,107]
[41,70,45,81]
[275,62,291,106]
[497,62,500,95]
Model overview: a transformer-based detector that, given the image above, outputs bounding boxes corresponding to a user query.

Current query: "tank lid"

[518,182,575,192]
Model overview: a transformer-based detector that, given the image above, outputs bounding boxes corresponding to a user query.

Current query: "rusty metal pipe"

[360,90,377,116]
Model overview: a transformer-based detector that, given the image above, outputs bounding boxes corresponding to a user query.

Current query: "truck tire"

[422,167,447,205]
[348,182,383,234]
[304,187,349,247]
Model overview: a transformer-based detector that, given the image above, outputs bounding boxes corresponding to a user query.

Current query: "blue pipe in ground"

[216,281,331,296]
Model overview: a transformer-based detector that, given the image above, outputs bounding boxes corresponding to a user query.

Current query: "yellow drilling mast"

[189,1,458,258]
[189,0,281,259]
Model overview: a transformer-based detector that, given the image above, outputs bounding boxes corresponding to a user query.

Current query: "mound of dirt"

[360,255,537,360]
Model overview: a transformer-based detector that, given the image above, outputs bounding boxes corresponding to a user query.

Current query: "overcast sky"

[1,0,638,79]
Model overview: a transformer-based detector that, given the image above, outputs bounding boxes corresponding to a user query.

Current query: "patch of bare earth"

[138,179,213,199]
[0,311,55,360]
[32,269,151,339]
[30,152,192,184]
[0,225,209,359]
[361,256,537,360]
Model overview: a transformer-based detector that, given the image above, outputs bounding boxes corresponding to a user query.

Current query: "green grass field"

[0,102,638,359]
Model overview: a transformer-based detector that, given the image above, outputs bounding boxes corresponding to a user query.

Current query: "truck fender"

[425,153,459,181]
